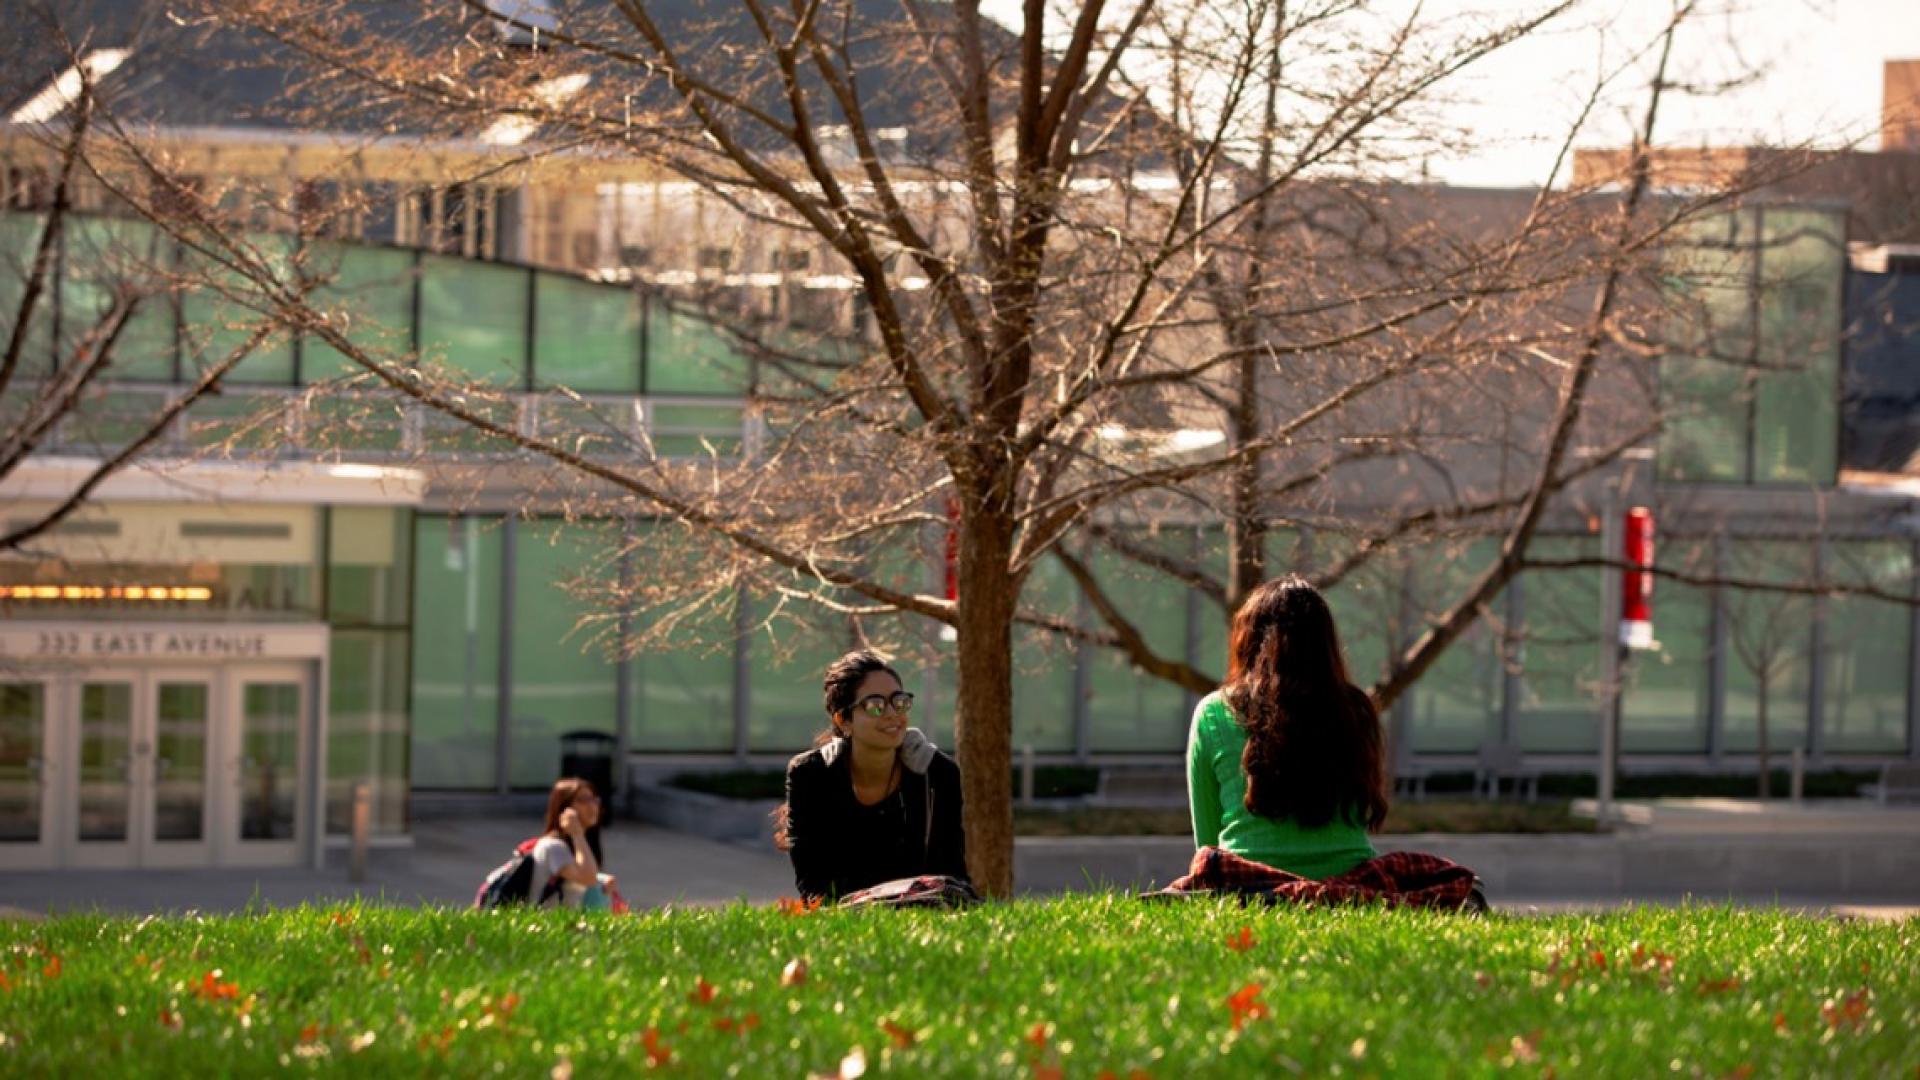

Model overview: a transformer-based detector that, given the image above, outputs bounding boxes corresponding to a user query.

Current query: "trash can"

[560,729,618,816]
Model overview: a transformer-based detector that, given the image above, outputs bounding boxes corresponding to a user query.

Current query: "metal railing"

[38,382,759,463]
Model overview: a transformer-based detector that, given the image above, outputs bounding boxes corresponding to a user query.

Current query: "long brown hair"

[542,777,594,836]
[1222,576,1388,830]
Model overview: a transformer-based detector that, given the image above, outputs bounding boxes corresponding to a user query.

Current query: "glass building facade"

[5,204,1915,847]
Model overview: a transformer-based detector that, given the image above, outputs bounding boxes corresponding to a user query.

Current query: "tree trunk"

[1225,347,1265,614]
[953,497,1018,896]
[1755,677,1771,801]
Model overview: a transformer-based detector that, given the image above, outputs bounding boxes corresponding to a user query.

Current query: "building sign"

[0,623,328,663]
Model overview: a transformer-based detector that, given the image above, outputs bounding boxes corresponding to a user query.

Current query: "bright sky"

[985,0,1920,188]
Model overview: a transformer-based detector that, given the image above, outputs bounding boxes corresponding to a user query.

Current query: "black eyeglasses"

[852,691,915,718]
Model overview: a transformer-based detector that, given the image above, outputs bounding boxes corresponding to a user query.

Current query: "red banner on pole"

[1620,507,1654,649]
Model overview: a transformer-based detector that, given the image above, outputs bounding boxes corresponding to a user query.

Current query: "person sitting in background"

[775,649,968,903]
[533,777,618,909]
[1186,575,1387,880]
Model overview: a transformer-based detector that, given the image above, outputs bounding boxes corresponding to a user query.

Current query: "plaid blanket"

[1144,847,1485,911]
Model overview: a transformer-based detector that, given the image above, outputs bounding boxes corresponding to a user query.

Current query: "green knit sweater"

[1185,691,1376,880]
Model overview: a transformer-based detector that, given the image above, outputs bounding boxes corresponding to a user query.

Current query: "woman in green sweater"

[1187,575,1389,880]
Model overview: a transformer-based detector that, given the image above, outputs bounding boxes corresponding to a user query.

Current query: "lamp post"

[1599,507,1656,827]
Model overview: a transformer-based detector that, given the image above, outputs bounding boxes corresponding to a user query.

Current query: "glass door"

[68,669,216,869]
[0,679,57,869]
[221,665,308,866]
[140,672,215,868]
[69,672,138,868]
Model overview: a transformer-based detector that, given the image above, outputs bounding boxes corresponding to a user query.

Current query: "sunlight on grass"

[0,899,1912,1076]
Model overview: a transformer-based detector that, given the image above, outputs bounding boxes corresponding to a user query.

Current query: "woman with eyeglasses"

[774,649,968,903]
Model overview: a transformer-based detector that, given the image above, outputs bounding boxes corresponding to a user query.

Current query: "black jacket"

[784,730,968,902]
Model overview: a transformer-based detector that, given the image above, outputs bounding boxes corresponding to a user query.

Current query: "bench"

[1089,766,1189,808]
[1473,741,1541,802]
[1860,762,1920,805]
[1391,741,1430,801]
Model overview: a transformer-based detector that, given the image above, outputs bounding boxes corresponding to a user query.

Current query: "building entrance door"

[0,622,330,871]
[68,668,217,869]
[0,676,58,868]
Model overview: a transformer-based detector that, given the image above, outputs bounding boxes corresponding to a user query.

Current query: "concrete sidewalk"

[0,817,797,919]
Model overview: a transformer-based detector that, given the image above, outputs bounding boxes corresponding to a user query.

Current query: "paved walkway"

[0,817,796,919]
[2,808,1912,920]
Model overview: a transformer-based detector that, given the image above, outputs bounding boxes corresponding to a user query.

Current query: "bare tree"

[40,0,1887,893]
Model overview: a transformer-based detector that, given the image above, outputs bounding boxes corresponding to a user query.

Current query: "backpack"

[474,838,563,909]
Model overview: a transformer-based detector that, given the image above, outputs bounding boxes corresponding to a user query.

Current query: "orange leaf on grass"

[1032,1065,1064,1080]
[1821,989,1871,1032]
[776,896,822,916]
[639,1027,673,1068]
[689,976,718,1006]
[1025,1022,1050,1050]
[42,954,62,980]
[195,970,240,1001]
[782,958,810,988]
[1226,927,1255,953]
[881,1019,917,1048]
[1226,983,1268,1031]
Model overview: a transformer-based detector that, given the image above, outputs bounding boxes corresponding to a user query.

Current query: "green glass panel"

[303,244,415,382]
[181,391,287,452]
[747,589,858,754]
[1722,541,1813,754]
[649,401,744,458]
[0,683,46,842]
[239,683,300,840]
[1404,538,1501,752]
[625,523,738,753]
[61,217,176,381]
[61,387,176,453]
[305,393,408,453]
[327,630,410,834]
[1084,530,1192,753]
[1513,537,1601,754]
[79,681,131,841]
[419,254,527,386]
[1821,541,1911,753]
[508,520,620,787]
[534,273,640,392]
[328,506,413,628]
[646,300,749,394]
[1752,207,1842,485]
[0,213,54,377]
[536,395,642,459]
[1013,549,1076,753]
[1658,210,1755,484]
[180,232,294,385]
[153,682,208,841]
[1621,538,1713,752]
[410,515,501,789]
[1658,353,1748,484]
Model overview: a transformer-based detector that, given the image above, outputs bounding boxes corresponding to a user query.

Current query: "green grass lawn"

[0,900,1911,1077]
